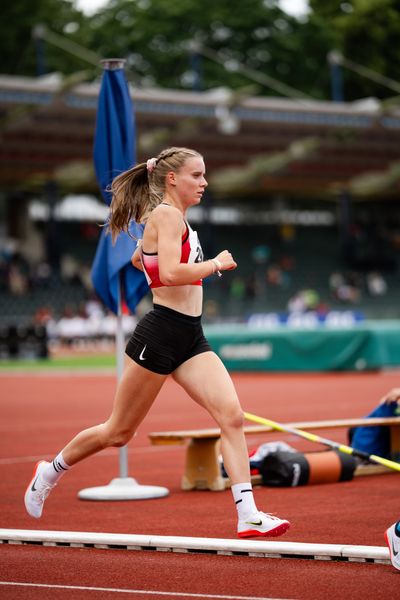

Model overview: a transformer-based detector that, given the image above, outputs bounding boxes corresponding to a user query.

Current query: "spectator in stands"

[33,260,52,288]
[8,263,29,296]
[287,291,307,314]
[0,256,7,291]
[266,263,283,286]
[245,273,258,301]
[84,294,105,320]
[279,254,295,272]
[278,255,294,289]
[203,299,220,323]
[34,306,58,345]
[60,254,82,286]
[287,289,319,314]
[34,305,53,326]
[24,146,290,539]
[279,223,296,245]
[329,271,361,304]
[367,271,387,297]
[251,244,270,264]
[229,275,246,301]
[1,236,50,294]
[329,271,344,297]
[56,305,81,347]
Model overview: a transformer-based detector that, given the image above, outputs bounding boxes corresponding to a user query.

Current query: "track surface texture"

[1,369,399,599]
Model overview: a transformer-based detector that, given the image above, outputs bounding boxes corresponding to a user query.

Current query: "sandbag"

[260,449,357,487]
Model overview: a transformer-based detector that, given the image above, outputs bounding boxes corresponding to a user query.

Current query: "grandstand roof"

[1,73,400,200]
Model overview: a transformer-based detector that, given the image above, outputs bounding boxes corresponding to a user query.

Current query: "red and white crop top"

[141,221,204,288]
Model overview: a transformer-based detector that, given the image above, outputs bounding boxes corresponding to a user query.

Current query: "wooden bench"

[149,417,400,491]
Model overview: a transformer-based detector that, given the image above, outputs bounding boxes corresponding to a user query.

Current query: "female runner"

[25,146,290,538]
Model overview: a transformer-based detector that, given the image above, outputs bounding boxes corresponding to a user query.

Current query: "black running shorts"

[125,304,212,375]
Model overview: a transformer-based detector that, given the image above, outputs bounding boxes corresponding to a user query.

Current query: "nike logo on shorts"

[139,345,147,361]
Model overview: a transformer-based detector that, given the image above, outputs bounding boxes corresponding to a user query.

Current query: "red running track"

[1,370,399,599]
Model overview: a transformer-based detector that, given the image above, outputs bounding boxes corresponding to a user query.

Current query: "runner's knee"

[100,422,135,448]
[219,406,244,431]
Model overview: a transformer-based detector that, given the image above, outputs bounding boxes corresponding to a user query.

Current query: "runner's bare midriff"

[151,284,203,317]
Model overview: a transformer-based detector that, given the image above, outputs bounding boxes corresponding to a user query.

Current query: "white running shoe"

[238,511,290,538]
[24,461,55,519]
[385,523,400,571]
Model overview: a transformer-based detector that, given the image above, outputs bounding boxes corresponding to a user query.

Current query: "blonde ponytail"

[108,146,202,242]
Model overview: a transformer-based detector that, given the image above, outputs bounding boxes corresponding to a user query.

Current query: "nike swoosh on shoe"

[245,519,263,526]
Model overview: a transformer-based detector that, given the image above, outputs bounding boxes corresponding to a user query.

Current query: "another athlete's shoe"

[238,511,290,538]
[385,522,400,571]
[24,461,55,519]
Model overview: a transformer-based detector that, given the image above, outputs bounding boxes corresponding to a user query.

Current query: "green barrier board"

[204,321,400,372]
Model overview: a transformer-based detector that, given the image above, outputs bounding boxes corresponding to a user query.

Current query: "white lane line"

[0,582,294,600]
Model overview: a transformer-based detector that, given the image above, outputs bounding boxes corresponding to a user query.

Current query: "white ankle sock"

[231,482,258,519]
[42,452,70,485]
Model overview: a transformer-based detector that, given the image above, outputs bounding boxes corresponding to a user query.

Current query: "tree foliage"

[309,0,400,100]
[1,0,399,102]
[84,0,335,99]
[1,0,90,75]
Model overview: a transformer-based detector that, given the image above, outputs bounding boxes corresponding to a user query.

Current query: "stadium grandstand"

[0,73,399,354]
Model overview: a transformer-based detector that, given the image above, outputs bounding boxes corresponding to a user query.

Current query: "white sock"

[42,452,70,485]
[231,482,258,519]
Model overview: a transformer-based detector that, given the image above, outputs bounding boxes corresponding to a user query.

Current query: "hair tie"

[146,157,157,174]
